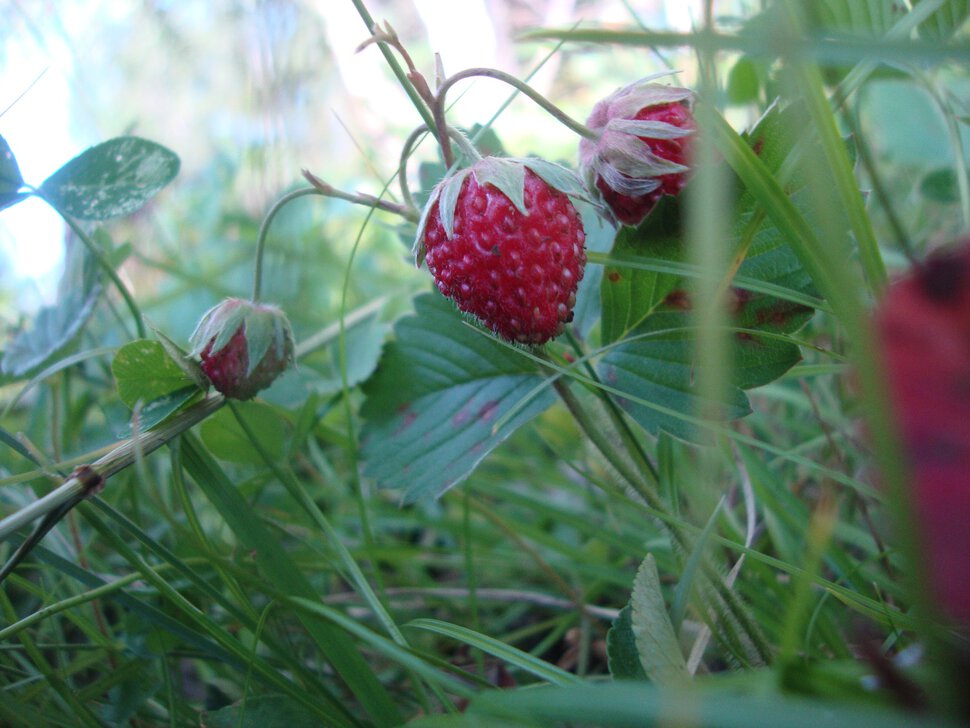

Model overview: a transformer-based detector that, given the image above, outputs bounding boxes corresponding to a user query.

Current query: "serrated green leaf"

[202,695,321,728]
[112,339,198,409]
[606,605,648,680]
[1,243,102,376]
[360,292,555,502]
[201,402,287,465]
[599,335,752,442]
[600,196,685,346]
[630,554,689,684]
[40,136,180,220]
[597,103,814,441]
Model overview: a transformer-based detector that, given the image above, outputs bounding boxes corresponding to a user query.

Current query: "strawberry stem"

[433,67,600,169]
[252,187,321,302]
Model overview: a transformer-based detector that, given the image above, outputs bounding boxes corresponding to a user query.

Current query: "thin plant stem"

[37,191,145,339]
[433,67,598,165]
[252,187,322,302]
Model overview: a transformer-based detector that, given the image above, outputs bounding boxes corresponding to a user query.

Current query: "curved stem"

[398,125,431,212]
[435,67,600,142]
[36,191,145,339]
[302,170,419,222]
[252,187,322,302]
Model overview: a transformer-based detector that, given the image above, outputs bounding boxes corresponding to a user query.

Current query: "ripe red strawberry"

[415,157,587,345]
[189,298,294,400]
[579,76,695,227]
[875,240,970,626]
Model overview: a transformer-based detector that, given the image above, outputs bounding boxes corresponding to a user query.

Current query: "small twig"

[0,395,224,574]
[301,170,419,222]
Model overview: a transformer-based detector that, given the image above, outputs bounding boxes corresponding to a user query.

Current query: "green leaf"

[407,618,581,686]
[297,313,387,398]
[461,682,966,728]
[360,292,556,502]
[0,134,25,212]
[127,386,201,434]
[914,0,970,39]
[606,605,648,680]
[112,339,198,409]
[40,136,180,220]
[727,57,761,104]
[630,554,689,684]
[599,196,685,346]
[920,167,959,203]
[179,435,401,726]
[597,104,820,441]
[0,242,102,376]
[202,695,321,728]
[201,402,287,465]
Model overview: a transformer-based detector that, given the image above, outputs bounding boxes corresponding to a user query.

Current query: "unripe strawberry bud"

[579,75,695,227]
[875,240,970,626]
[189,298,294,400]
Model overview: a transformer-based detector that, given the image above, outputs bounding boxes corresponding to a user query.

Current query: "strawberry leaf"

[40,136,179,220]
[606,605,648,680]
[360,291,555,502]
[597,104,818,441]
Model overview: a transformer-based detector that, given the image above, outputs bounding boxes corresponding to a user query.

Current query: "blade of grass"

[407,618,583,687]
[179,432,400,726]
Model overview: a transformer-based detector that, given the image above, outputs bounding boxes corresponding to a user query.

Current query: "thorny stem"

[432,67,598,167]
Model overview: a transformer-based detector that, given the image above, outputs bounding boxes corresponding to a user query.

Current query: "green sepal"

[413,156,591,267]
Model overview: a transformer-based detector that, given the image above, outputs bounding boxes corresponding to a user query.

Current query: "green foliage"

[1,243,102,376]
[360,292,556,502]
[1,0,968,726]
[40,136,180,221]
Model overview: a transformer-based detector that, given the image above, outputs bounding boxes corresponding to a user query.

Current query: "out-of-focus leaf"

[40,136,180,220]
[920,167,959,203]
[1,243,102,376]
[201,695,321,728]
[727,57,761,104]
[913,0,970,39]
[0,134,25,212]
[360,292,555,502]
[201,402,287,465]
